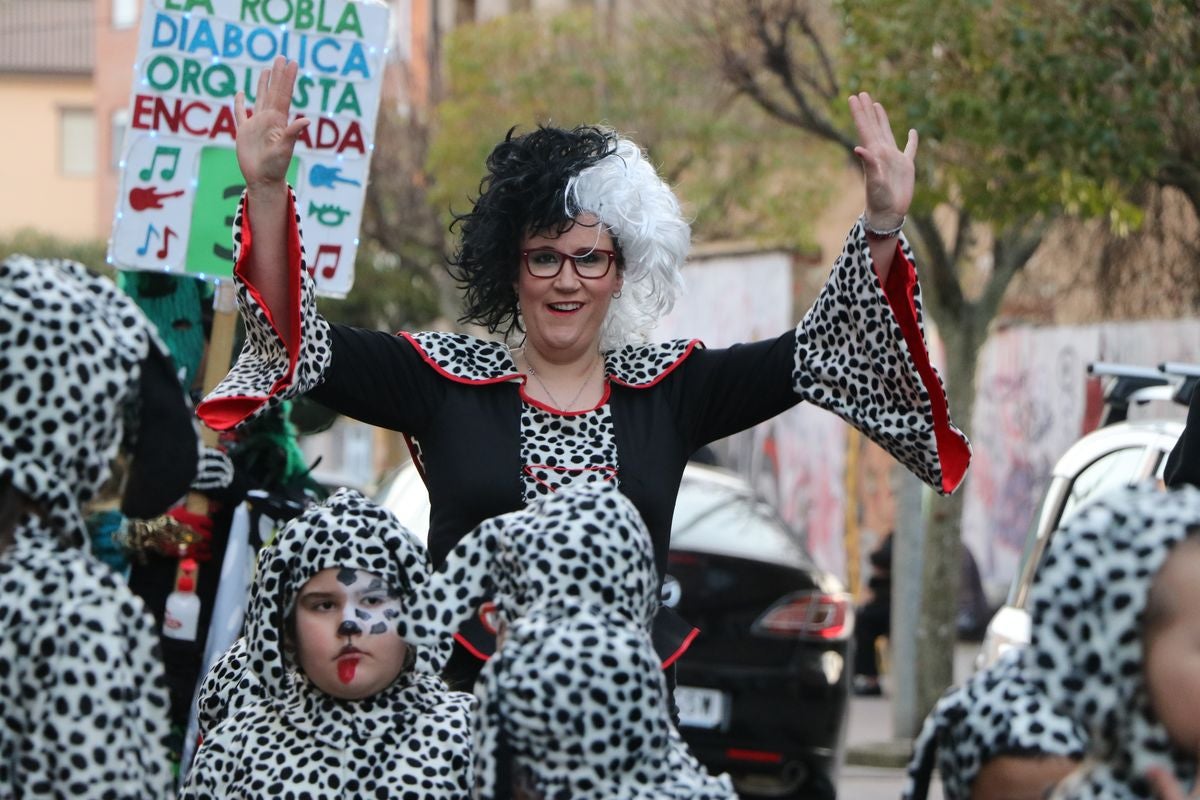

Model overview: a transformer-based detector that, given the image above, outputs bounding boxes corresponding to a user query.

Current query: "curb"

[845,739,913,769]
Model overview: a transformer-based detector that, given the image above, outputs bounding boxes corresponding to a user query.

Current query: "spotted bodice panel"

[519,403,619,503]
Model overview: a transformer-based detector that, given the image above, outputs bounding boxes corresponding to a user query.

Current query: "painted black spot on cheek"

[355,608,371,621]
[369,622,387,635]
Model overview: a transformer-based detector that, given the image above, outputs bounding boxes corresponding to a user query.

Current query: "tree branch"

[909,212,965,315]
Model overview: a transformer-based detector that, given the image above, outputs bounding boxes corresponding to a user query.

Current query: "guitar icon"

[129,186,185,211]
[309,164,362,189]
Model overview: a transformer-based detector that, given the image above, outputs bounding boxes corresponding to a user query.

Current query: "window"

[111,109,130,171]
[112,0,139,29]
[60,108,96,177]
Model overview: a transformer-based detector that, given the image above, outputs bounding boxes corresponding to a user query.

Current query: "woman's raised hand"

[234,57,310,192]
[848,92,917,229]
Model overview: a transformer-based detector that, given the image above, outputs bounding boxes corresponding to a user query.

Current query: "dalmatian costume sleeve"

[474,601,736,800]
[182,489,471,799]
[790,223,970,494]
[902,647,1086,800]
[1025,484,1200,800]
[198,188,333,431]
[0,256,182,799]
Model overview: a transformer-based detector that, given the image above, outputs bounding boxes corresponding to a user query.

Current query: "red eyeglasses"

[521,248,618,279]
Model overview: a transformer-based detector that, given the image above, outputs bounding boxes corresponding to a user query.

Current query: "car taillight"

[751,592,854,640]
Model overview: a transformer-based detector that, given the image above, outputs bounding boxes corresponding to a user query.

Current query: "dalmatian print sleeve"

[197,187,332,432]
[20,575,174,799]
[793,222,971,494]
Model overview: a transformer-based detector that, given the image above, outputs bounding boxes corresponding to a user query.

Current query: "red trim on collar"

[607,339,704,389]
[880,245,971,493]
[518,381,613,415]
[399,332,522,386]
[660,626,700,669]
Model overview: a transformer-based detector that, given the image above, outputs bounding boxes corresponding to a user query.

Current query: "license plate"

[675,685,726,729]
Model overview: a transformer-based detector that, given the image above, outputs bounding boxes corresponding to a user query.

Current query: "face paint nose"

[337,619,362,638]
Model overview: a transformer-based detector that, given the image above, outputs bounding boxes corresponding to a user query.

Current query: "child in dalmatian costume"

[198,57,971,690]
[181,488,473,799]
[1023,484,1200,800]
[194,482,676,739]
[0,255,197,799]
[902,646,1086,800]
[476,601,737,800]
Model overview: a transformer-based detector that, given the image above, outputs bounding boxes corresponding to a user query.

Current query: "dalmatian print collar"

[403,330,702,388]
[0,255,161,548]
[474,601,736,800]
[1027,484,1200,799]
[406,483,661,651]
[902,647,1086,799]
[242,487,453,742]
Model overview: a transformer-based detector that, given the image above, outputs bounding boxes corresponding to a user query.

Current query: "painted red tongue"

[337,658,359,684]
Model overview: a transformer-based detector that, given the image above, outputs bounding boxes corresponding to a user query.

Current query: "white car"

[976,406,1184,668]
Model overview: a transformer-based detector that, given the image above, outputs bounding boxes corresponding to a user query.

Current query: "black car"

[376,460,852,797]
[668,464,853,800]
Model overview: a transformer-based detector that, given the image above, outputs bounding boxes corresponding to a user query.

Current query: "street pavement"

[834,642,980,800]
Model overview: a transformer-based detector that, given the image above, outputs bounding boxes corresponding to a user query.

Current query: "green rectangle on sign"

[186,147,299,278]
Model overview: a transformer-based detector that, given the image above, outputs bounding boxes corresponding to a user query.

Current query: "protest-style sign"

[107,0,391,298]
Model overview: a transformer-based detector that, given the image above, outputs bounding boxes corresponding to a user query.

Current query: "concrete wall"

[93,0,140,242]
[0,74,97,238]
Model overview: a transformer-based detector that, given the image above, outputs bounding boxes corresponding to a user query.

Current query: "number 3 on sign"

[310,244,342,280]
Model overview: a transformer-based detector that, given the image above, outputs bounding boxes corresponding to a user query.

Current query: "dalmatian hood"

[473,600,736,800]
[0,255,195,548]
[1027,484,1200,799]
[407,482,660,649]
[902,646,1087,800]
[242,487,454,745]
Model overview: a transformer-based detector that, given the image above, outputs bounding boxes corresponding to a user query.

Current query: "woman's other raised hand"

[848,91,917,231]
[234,57,310,193]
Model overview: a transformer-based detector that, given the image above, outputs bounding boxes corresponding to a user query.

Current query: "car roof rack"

[1088,362,1174,427]
[1158,362,1200,406]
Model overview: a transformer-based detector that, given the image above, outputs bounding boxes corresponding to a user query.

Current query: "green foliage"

[0,229,112,278]
[428,7,840,251]
[836,0,1187,228]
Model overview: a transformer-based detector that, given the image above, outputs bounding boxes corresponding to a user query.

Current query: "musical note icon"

[309,164,361,189]
[137,224,161,256]
[156,226,177,259]
[138,145,181,181]
[308,201,351,226]
[312,244,342,280]
[129,186,185,211]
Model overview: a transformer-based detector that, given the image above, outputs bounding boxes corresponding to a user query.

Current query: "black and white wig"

[450,125,689,350]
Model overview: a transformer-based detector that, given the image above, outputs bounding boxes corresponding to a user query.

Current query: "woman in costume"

[198,56,971,688]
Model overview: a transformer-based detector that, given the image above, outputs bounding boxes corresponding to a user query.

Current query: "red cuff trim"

[608,339,704,389]
[660,626,700,670]
[196,191,305,432]
[454,631,492,662]
[400,332,522,386]
[881,246,970,493]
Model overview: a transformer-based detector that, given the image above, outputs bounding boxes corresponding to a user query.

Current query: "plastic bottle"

[164,558,201,642]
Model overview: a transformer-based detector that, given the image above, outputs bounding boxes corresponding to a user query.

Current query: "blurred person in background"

[0,255,196,797]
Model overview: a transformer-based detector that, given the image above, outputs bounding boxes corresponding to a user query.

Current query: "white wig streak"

[566,135,690,350]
